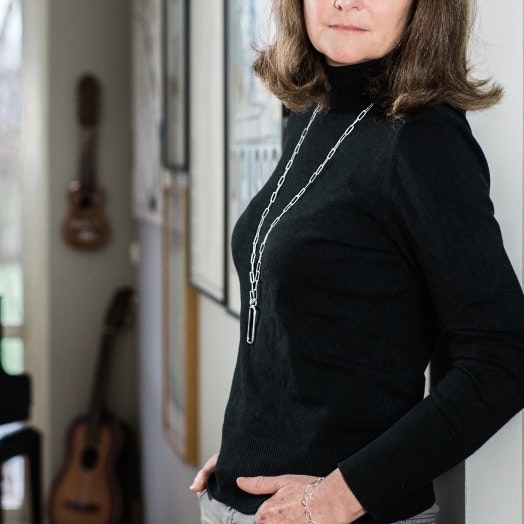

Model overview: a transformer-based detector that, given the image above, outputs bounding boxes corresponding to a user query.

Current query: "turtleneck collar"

[324,58,384,113]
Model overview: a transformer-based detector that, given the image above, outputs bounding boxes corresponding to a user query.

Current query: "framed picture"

[162,0,189,170]
[224,0,283,315]
[187,1,226,304]
[162,185,199,464]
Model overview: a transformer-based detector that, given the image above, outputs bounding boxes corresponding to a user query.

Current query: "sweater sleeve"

[338,108,524,517]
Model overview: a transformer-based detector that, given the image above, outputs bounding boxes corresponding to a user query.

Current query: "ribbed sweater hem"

[207,430,435,523]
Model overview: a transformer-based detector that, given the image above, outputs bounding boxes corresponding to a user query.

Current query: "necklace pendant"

[246,304,258,344]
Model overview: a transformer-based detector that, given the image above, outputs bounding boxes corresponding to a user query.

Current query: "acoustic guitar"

[62,73,110,251]
[49,287,135,524]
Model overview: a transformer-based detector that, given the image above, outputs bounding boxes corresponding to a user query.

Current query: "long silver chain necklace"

[246,102,374,344]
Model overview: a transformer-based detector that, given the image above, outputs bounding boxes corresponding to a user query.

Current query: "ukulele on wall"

[62,73,110,250]
[49,286,135,524]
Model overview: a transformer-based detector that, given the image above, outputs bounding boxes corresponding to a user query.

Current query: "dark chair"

[0,298,42,524]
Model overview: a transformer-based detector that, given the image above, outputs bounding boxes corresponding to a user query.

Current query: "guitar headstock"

[104,287,136,330]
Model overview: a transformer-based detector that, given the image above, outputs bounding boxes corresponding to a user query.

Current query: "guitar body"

[49,288,136,523]
[62,181,110,250]
[50,415,124,524]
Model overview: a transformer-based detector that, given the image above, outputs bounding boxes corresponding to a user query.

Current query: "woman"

[191,0,524,522]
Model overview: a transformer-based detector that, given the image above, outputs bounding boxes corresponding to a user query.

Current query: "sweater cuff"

[337,397,462,517]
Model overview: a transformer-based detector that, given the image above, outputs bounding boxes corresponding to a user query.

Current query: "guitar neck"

[76,74,100,193]
[78,126,98,192]
[80,287,134,448]
[85,327,117,447]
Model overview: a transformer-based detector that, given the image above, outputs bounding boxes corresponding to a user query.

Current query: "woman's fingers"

[190,453,219,492]
[236,475,285,495]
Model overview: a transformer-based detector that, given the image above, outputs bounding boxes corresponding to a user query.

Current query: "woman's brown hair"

[252,0,502,117]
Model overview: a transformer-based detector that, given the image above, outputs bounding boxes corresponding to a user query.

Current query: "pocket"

[417,503,439,518]
[197,488,208,499]
[402,503,439,523]
[197,489,214,524]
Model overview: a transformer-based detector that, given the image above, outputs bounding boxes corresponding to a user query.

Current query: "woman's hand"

[189,453,219,492]
[237,468,366,523]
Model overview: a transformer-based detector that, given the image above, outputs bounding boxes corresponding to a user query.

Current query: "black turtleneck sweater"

[207,60,524,522]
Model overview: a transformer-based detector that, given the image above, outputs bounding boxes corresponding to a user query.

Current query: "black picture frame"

[224,0,283,316]
[162,0,189,171]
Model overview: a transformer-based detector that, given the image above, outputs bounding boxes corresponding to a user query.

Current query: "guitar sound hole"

[81,447,99,469]
[80,195,94,208]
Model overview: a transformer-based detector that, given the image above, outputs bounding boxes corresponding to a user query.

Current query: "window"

[0,0,24,364]
[0,0,25,513]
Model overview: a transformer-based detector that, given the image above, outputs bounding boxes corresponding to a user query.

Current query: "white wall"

[135,1,524,523]
[137,222,199,524]
[466,0,524,521]
[22,0,137,509]
[21,0,52,504]
[137,220,239,524]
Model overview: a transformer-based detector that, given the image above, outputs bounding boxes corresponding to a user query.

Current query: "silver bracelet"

[301,477,324,523]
